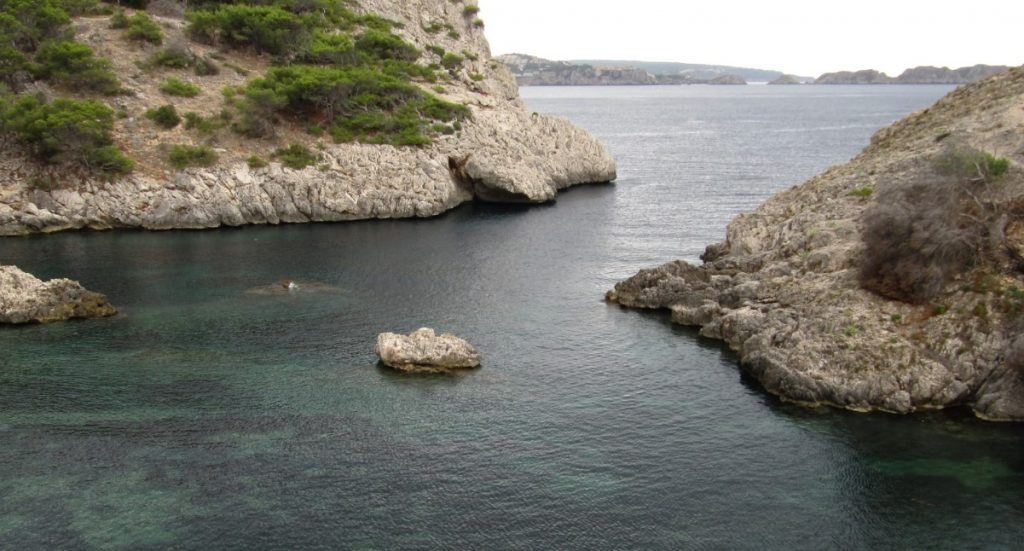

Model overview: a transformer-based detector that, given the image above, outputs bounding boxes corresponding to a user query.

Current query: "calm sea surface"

[3,84,1023,549]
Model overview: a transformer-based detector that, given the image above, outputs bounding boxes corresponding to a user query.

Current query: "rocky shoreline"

[609,67,1024,421]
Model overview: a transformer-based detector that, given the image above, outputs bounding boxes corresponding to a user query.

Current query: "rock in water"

[0,266,117,324]
[375,328,481,373]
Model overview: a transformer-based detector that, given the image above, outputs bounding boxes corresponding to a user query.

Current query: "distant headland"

[815,65,1011,84]
[496,54,1012,87]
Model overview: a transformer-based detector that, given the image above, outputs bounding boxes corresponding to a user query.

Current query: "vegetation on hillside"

[0,0,476,182]
[860,146,1018,304]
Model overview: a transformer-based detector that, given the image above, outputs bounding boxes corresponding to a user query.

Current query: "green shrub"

[32,40,121,94]
[935,147,1011,182]
[247,154,267,168]
[462,5,480,16]
[109,10,129,29]
[145,104,180,128]
[273,143,318,169]
[87,144,134,174]
[147,46,191,68]
[441,52,463,70]
[302,32,355,65]
[426,45,445,57]
[848,186,873,198]
[123,12,163,45]
[0,45,30,88]
[472,19,484,28]
[354,29,419,62]
[0,0,72,51]
[192,55,219,76]
[167,143,217,168]
[237,65,468,145]
[183,112,215,134]
[186,5,312,57]
[0,95,131,173]
[469,73,484,82]
[160,76,200,97]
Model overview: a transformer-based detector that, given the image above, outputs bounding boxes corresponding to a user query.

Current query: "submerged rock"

[0,265,117,324]
[245,280,343,296]
[375,328,481,373]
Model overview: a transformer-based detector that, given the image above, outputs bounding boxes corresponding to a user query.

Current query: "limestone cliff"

[0,1,616,235]
[609,67,1024,421]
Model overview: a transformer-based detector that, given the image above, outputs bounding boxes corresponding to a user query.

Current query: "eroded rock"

[375,328,481,373]
[0,265,117,324]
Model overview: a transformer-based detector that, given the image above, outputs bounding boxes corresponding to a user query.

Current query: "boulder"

[0,265,117,324]
[375,328,481,373]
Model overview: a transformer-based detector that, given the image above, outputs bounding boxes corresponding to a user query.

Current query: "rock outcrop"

[495,54,657,86]
[707,74,747,85]
[0,266,117,324]
[815,69,894,85]
[815,65,1010,85]
[0,2,617,236]
[768,74,803,85]
[375,328,482,373]
[609,67,1024,421]
[895,65,1011,84]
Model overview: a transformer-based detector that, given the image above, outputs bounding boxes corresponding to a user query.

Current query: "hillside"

[570,59,792,82]
[816,65,1011,84]
[0,0,616,235]
[609,67,1024,421]
[498,54,758,86]
[495,53,656,86]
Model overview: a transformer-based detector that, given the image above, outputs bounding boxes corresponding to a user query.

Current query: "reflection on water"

[1,85,1022,549]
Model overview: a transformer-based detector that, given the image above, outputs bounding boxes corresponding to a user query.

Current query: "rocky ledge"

[0,266,117,324]
[375,328,481,373]
[609,67,1024,421]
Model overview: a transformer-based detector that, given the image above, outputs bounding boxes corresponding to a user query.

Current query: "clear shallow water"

[2,85,1023,549]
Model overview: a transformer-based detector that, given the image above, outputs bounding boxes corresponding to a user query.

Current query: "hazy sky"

[481,0,1024,77]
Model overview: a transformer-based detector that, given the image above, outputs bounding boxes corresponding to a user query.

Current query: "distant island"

[815,65,1011,85]
[497,54,1013,87]
[496,54,784,86]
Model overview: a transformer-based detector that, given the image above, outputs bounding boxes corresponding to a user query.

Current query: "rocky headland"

[0,1,617,236]
[0,266,116,324]
[768,74,803,85]
[815,65,1011,85]
[497,54,776,86]
[609,67,1024,421]
[708,75,747,86]
[375,328,481,373]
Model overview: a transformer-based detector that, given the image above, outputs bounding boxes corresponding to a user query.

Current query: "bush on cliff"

[0,94,132,174]
[167,143,216,168]
[235,65,468,144]
[32,40,121,94]
[122,11,163,44]
[859,147,1013,304]
[186,5,313,57]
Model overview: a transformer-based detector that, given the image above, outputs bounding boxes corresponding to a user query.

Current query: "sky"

[481,0,1024,77]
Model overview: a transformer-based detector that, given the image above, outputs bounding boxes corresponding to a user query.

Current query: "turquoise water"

[2,85,1022,549]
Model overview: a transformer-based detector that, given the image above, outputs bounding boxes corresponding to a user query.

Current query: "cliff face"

[609,67,1024,421]
[0,2,617,235]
